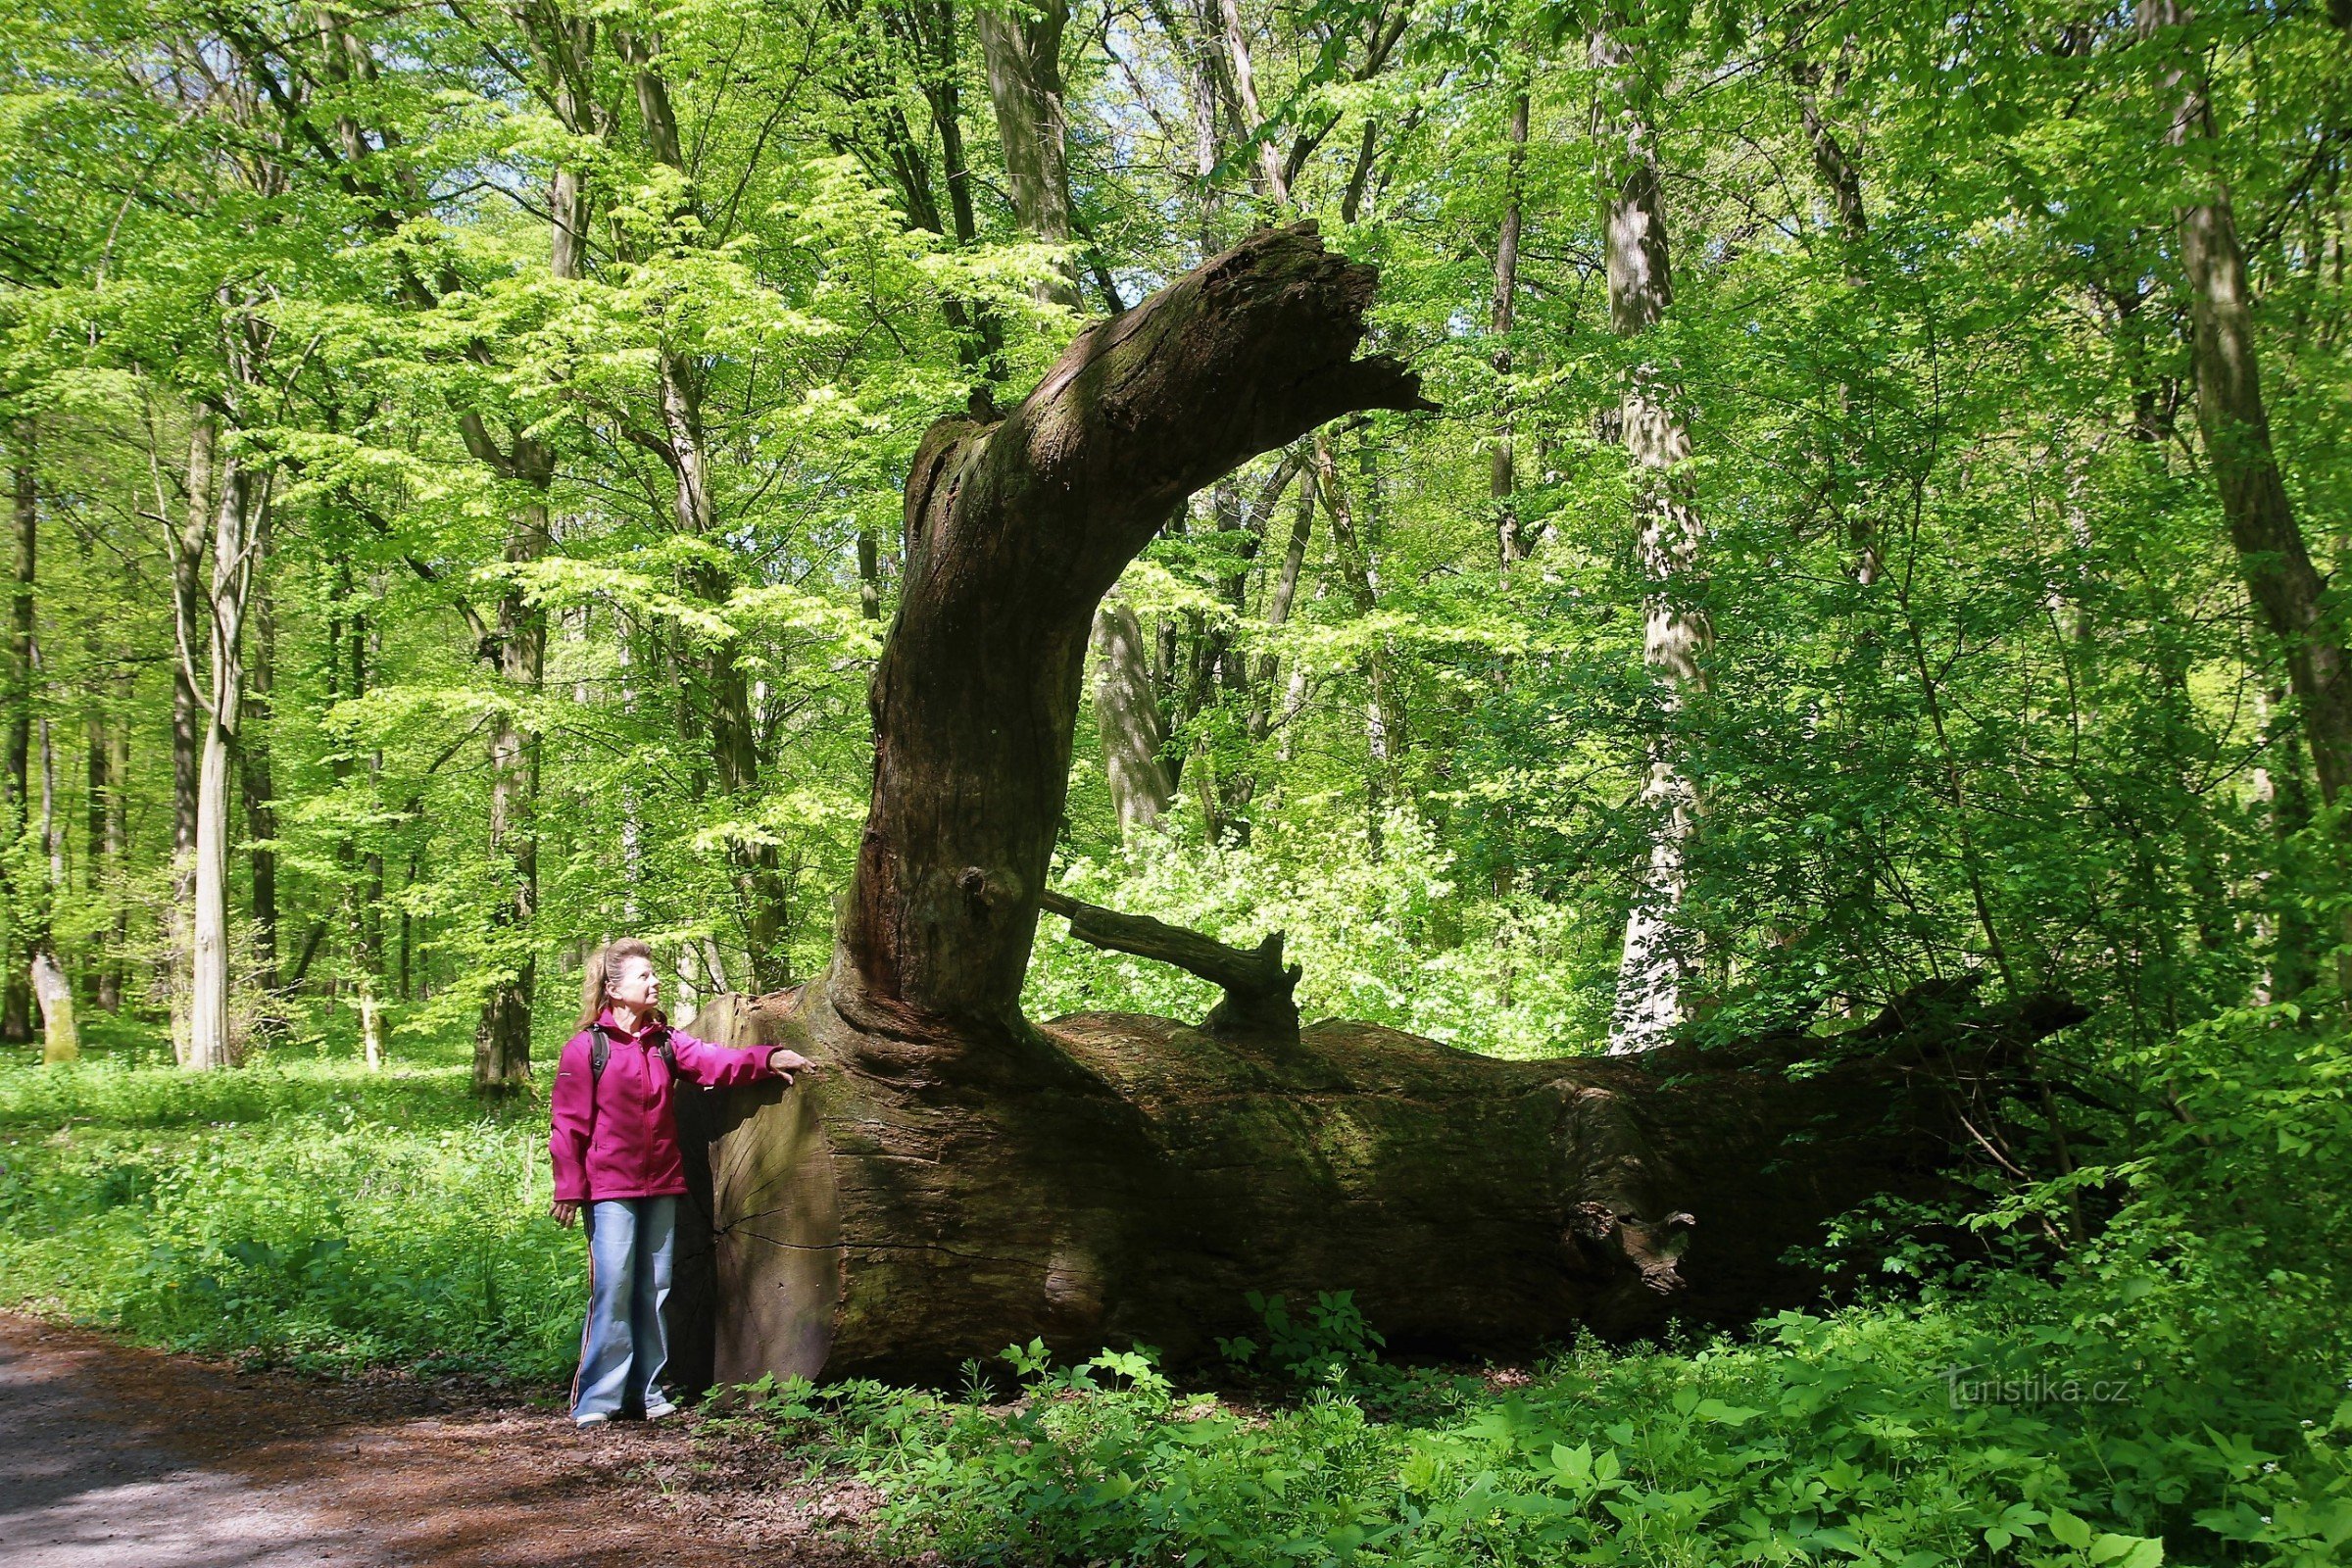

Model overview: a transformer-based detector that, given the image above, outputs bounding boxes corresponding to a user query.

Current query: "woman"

[548,938,812,1428]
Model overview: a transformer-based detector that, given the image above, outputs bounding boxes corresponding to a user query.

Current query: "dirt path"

[0,1315,878,1568]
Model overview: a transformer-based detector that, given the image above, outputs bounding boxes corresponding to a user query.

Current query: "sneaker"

[643,1397,679,1422]
[573,1411,611,1430]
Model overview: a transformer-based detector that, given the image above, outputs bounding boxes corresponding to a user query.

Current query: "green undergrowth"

[0,1021,580,1380]
[4,1002,2350,1566]
[715,1281,2350,1568]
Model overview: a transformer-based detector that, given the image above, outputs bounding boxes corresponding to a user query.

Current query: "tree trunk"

[473,498,545,1094]
[2142,5,2351,805]
[241,499,279,1013]
[653,227,2076,1389]
[31,948,76,1066]
[188,458,260,1071]
[5,430,34,1043]
[101,685,126,1012]
[168,416,214,1065]
[622,28,796,991]
[1492,86,1529,566]
[1596,26,1708,1054]
[977,0,1077,309]
[31,704,74,1063]
[977,0,1174,843]
[1090,600,1175,836]
[1312,435,1402,846]
[2141,2,2352,996]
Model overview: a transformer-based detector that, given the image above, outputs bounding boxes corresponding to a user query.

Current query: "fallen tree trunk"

[666,225,2083,1388]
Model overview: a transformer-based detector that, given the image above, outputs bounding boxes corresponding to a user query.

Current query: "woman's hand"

[551,1200,581,1228]
[767,1048,813,1084]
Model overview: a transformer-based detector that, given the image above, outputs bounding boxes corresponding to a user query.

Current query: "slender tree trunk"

[31,708,74,1063]
[1788,42,1880,586]
[96,667,127,1012]
[241,500,279,1016]
[1091,601,1174,836]
[1217,0,1289,204]
[1596,26,1708,1054]
[1492,87,1529,566]
[466,51,592,1091]
[474,494,546,1093]
[1312,435,1401,848]
[188,457,260,1071]
[5,429,34,1042]
[977,0,1175,841]
[168,416,214,1065]
[2142,4,2352,806]
[82,706,104,1008]
[977,0,1077,308]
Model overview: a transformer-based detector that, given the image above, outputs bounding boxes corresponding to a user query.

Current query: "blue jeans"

[570,1197,676,1421]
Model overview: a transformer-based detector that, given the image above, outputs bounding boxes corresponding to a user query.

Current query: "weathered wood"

[677,979,2082,1385]
[666,225,2086,1390]
[1039,889,1300,1042]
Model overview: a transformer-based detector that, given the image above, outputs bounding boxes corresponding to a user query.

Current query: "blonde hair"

[577,938,662,1031]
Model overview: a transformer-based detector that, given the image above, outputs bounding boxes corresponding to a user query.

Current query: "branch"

[1040,890,1301,1042]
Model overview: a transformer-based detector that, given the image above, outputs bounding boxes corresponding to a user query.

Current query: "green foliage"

[0,1028,578,1378]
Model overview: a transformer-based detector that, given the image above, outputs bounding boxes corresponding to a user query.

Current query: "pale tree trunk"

[1597,25,1708,1054]
[1217,0,1290,204]
[1492,86,1529,566]
[5,429,33,1043]
[101,685,126,1012]
[2141,1,2352,996]
[659,230,2084,1389]
[188,454,262,1071]
[1312,435,1402,848]
[2142,3,2352,804]
[1091,601,1174,835]
[166,417,213,1065]
[32,709,74,1063]
[240,497,278,1021]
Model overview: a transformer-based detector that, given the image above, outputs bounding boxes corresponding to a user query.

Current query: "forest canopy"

[0,0,2344,1081]
[5,0,2352,1561]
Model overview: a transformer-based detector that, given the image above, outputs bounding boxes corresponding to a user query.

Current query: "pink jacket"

[548,1008,781,1201]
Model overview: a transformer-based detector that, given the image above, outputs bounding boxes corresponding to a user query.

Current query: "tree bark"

[977,0,1078,309]
[1091,599,1175,836]
[2141,4,2352,808]
[1492,86,1529,566]
[188,452,261,1071]
[652,227,2081,1390]
[5,428,35,1043]
[1596,25,1708,1054]
[167,417,213,1065]
[241,498,279,1012]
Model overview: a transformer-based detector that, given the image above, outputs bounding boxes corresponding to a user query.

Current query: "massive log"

[667,225,2082,1388]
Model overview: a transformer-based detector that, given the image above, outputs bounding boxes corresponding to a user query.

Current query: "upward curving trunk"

[658,228,2082,1390]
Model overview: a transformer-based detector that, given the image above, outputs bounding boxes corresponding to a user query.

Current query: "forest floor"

[0,1313,882,1568]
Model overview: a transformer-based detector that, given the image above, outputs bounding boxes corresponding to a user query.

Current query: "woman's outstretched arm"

[667,1028,811,1088]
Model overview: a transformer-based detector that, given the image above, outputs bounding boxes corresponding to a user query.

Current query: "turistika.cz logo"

[1941,1364,2134,1408]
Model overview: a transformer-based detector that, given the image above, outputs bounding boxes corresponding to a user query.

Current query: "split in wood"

[1039,889,1302,1042]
